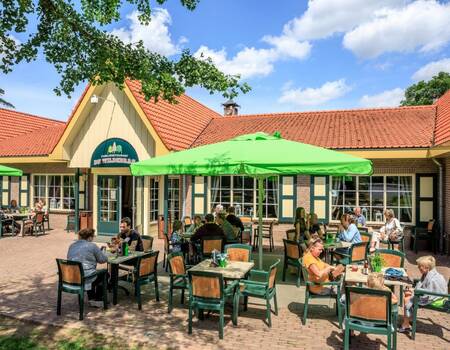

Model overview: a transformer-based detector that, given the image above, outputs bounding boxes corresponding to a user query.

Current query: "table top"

[344,265,409,287]
[4,212,30,218]
[106,251,147,264]
[189,259,254,279]
[323,241,352,249]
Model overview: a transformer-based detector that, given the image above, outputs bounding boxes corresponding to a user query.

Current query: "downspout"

[431,157,444,253]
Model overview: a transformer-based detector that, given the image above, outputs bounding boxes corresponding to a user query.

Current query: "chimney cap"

[222,99,240,108]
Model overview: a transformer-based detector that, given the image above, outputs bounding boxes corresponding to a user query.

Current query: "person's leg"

[400,296,413,329]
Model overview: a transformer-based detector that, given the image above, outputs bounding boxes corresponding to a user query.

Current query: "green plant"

[370,252,384,273]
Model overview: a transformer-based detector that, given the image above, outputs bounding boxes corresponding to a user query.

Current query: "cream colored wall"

[67,84,156,168]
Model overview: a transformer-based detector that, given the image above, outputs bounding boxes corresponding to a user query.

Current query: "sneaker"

[398,326,411,333]
[88,300,104,308]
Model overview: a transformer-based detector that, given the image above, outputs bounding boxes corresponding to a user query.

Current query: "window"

[211,176,231,211]
[232,176,254,216]
[330,175,414,223]
[33,175,77,211]
[149,178,159,222]
[257,177,279,218]
[168,177,180,220]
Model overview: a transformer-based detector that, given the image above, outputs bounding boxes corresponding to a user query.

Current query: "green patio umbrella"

[131,132,373,268]
[0,164,23,177]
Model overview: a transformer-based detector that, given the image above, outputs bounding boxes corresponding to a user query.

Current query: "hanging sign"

[91,138,139,167]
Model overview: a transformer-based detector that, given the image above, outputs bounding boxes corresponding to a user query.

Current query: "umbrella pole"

[257,177,264,270]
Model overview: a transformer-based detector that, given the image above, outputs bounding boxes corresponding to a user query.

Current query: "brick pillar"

[297,175,310,212]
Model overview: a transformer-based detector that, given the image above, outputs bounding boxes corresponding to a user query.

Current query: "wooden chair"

[239,259,280,327]
[201,236,224,259]
[282,239,303,287]
[33,211,46,236]
[286,229,296,241]
[253,221,275,252]
[56,259,108,320]
[188,270,239,339]
[120,251,160,310]
[410,220,438,254]
[360,231,372,243]
[333,241,369,266]
[344,286,397,350]
[141,235,154,252]
[300,258,342,326]
[43,212,50,230]
[411,279,450,340]
[66,213,75,232]
[162,232,172,271]
[224,243,252,262]
[377,249,406,306]
[167,252,190,313]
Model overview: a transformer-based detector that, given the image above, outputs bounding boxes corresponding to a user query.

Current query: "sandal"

[398,326,411,333]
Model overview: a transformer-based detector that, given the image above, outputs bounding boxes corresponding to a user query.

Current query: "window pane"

[344,176,356,191]
[358,191,370,206]
[371,176,384,191]
[399,176,412,191]
[331,206,343,221]
[372,208,384,222]
[359,177,370,191]
[372,192,384,207]
[386,192,399,207]
[386,176,399,191]
[400,208,412,222]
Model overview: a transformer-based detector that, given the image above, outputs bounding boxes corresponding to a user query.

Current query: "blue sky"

[1,0,450,121]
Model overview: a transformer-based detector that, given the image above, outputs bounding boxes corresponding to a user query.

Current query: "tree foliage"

[0,0,250,102]
[0,88,14,108]
[401,72,450,106]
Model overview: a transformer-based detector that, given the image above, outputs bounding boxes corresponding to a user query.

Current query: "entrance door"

[98,175,120,235]
[416,174,436,227]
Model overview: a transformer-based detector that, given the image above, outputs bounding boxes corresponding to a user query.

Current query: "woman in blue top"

[170,220,184,253]
[334,213,361,258]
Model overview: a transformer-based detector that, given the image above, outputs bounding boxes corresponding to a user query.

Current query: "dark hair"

[120,217,132,227]
[205,214,214,223]
[173,220,182,231]
[10,199,17,207]
[227,206,235,214]
[194,215,202,221]
[78,228,95,240]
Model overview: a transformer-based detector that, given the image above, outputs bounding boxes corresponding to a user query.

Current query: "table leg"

[111,264,118,305]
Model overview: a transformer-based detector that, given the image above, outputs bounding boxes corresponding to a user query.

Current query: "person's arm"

[339,224,358,242]
[93,244,108,264]
[308,263,333,279]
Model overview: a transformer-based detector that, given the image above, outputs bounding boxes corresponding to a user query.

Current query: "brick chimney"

[222,99,240,116]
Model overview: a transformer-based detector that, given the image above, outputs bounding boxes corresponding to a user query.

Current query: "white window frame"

[31,174,76,212]
[329,174,415,225]
[149,177,159,223]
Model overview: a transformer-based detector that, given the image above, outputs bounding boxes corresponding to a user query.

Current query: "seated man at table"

[216,211,237,243]
[226,206,244,232]
[354,207,366,227]
[191,213,226,244]
[67,228,108,307]
[117,217,143,251]
[303,238,342,295]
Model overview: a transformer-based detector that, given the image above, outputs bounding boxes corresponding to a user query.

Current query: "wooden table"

[323,241,352,263]
[344,265,410,287]
[189,259,254,280]
[5,213,30,236]
[107,251,147,305]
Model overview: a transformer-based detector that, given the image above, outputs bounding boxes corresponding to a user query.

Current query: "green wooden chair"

[300,258,342,326]
[410,220,438,254]
[167,252,190,313]
[200,236,224,259]
[141,235,154,252]
[286,229,296,241]
[360,231,372,243]
[344,286,397,350]
[333,241,368,266]
[120,251,160,310]
[282,239,303,287]
[56,259,108,320]
[377,249,406,306]
[411,279,450,340]
[188,270,239,339]
[224,243,252,262]
[239,259,280,327]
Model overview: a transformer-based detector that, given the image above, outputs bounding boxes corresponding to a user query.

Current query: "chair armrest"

[118,265,135,272]
[333,252,350,258]
[169,273,187,279]
[241,280,267,287]
[224,280,239,294]
[248,269,268,278]
[414,289,449,298]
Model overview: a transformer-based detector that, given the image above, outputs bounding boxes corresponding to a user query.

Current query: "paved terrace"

[0,216,449,350]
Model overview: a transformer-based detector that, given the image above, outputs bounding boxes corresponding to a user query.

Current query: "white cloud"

[111,9,183,56]
[412,58,450,81]
[278,79,351,106]
[261,35,311,60]
[343,1,450,59]
[360,88,404,108]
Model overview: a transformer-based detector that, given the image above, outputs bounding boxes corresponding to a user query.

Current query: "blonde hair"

[416,255,436,270]
[367,272,385,290]
[384,209,395,219]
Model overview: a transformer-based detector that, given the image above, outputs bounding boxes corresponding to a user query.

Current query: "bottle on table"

[122,241,129,256]
[363,260,369,275]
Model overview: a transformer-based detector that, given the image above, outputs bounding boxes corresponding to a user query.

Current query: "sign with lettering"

[90,138,139,167]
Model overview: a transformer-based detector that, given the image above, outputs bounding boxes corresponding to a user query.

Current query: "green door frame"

[97,175,121,235]
[415,174,437,228]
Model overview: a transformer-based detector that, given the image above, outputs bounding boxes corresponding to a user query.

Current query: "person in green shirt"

[185,215,203,236]
[216,211,236,243]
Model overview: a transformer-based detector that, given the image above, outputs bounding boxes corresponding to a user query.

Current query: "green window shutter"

[18,174,30,207]
[1,176,10,207]
[278,175,296,223]
[310,176,329,223]
[191,176,207,216]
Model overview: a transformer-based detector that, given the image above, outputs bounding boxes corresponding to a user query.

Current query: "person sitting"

[67,228,108,307]
[399,255,447,333]
[303,238,342,295]
[213,204,223,218]
[294,207,308,241]
[8,199,20,213]
[190,213,225,243]
[226,206,244,232]
[370,209,403,253]
[308,213,324,240]
[216,211,237,243]
[117,217,143,251]
[354,207,366,227]
[333,213,362,259]
[170,220,184,253]
[185,215,203,236]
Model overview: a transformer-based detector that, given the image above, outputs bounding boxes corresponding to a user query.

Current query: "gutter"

[431,157,444,253]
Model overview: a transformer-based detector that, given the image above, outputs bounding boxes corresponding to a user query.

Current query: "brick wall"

[297,175,310,212]
[372,158,438,174]
[184,175,192,218]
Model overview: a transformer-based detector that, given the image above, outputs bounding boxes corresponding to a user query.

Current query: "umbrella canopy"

[130,132,373,269]
[131,132,373,176]
[0,164,23,177]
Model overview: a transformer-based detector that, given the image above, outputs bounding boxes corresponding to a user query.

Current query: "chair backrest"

[164,233,170,253]
[141,235,154,252]
[427,219,435,232]
[232,225,241,239]
[283,239,302,260]
[286,229,296,241]
[350,241,369,263]
[189,270,224,300]
[201,236,223,255]
[224,243,252,262]
[136,251,159,278]
[377,249,405,268]
[35,211,45,224]
[239,216,252,224]
[168,252,186,275]
[358,226,369,233]
[241,229,252,244]
[345,286,391,326]
[360,231,372,243]
[299,258,310,283]
[56,259,84,287]
[267,259,280,289]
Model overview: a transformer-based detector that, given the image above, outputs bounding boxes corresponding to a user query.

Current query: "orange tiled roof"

[192,106,436,149]
[125,80,220,151]
[435,90,450,146]
[0,108,64,142]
